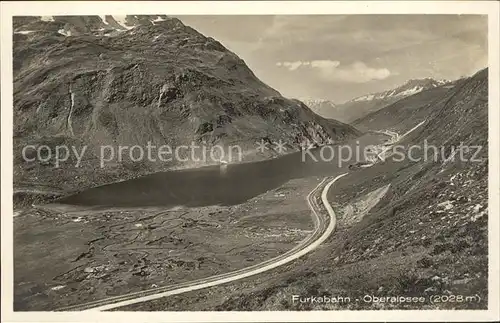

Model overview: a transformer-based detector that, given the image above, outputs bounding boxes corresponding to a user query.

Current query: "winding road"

[57,173,348,311]
[375,120,427,161]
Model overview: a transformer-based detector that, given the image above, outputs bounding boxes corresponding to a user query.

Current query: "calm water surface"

[56,134,386,207]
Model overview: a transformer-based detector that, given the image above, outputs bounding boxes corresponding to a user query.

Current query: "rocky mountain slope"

[352,78,449,102]
[352,78,463,132]
[312,78,451,124]
[325,68,489,308]
[194,68,488,311]
[352,85,453,132]
[13,15,360,200]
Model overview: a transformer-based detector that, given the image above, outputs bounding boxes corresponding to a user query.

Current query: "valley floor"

[14,176,326,311]
[117,159,487,311]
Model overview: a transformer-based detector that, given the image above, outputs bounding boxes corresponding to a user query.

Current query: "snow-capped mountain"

[314,78,452,124]
[13,15,172,37]
[301,98,336,107]
[351,78,449,102]
[300,98,337,117]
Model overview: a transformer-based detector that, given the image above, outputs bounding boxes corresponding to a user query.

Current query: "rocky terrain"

[13,15,359,203]
[308,78,451,124]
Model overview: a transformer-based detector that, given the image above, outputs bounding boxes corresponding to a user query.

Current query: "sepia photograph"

[1,1,499,322]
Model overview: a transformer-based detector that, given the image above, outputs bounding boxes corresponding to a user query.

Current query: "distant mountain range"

[302,78,452,124]
[300,99,337,117]
[351,78,449,102]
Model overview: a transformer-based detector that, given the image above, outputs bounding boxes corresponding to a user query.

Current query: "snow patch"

[152,16,166,22]
[112,15,134,30]
[348,79,450,103]
[437,200,454,210]
[353,94,375,102]
[395,86,423,97]
[449,174,458,185]
[99,15,109,25]
[151,16,166,24]
[471,211,486,222]
[67,85,75,135]
[40,16,55,22]
[58,29,72,36]
[14,30,36,35]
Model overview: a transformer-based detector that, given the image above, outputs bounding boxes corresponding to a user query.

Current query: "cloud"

[321,61,391,83]
[276,59,340,71]
[282,61,303,71]
[276,60,390,83]
[310,60,340,69]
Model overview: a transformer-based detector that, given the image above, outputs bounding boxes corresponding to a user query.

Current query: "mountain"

[315,78,451,124]
[13,15,360,200]
[301,98,337,117]
[13,15,175,37]
[351,82,456,132]
[351,76,470,133]
[351,78,449,102]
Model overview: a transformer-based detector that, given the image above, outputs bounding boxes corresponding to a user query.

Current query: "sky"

[176,15,488,103]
